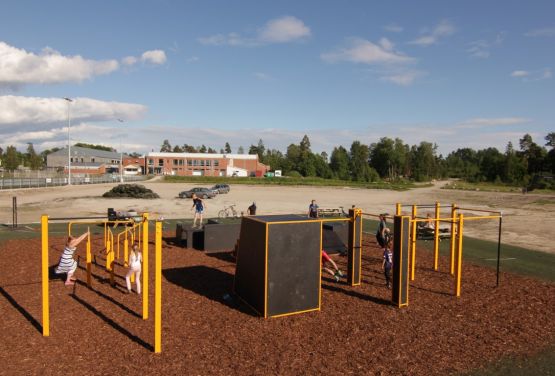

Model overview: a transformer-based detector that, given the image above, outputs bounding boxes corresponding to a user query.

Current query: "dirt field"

[0,180,554,253]
[1,231,554,376]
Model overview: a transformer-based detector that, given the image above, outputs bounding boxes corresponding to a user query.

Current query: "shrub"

[102,184,160,199]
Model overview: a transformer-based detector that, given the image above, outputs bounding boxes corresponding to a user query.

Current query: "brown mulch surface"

[1,233,554,376]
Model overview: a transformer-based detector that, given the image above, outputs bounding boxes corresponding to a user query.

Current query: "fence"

[0,174,147,190]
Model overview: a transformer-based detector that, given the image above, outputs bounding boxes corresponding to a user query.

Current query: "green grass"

[164,175,422,191]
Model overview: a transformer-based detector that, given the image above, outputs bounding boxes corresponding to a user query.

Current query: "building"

[47,146,125,175]
[144,152,269,177]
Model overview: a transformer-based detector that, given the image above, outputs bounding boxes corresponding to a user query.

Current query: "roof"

[50,146,124,159]
[147,152,258,160]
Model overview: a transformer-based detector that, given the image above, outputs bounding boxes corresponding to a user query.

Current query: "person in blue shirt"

[308,199,319,218]
[191,194,206,228]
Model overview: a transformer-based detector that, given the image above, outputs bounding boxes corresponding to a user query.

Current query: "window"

[173,159,179,165]
[200,160,205,166]
[92,158,95,163]
[187,160,192,166]
[214,160,219,167]
[192,160,199,166]
[158,159,164,166]
[206,160,211,167]
[148,159,154,165]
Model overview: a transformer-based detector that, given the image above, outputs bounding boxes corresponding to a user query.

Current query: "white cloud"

[141,50,167,65]
[0,41,119,87]
[321,37,415,65]
[511,70,530,77]
[455,117,531,129]
[384,24,403,33]
[186,56,199,63]
[409,20,455,46]
[380,70,424,86]
[510,68,552,81]
[467,33,504,59]
[0,96,147,130]
[198,16,311,47]
[525,27,555,37]
[253,72,272,81]
[258,16,311,43]
[122,56,138,66]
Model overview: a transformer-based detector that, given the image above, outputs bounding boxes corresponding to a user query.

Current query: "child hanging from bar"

[382,237,393,289]
[55,230,89,286]
[125,243,142,294]
[322,249,344,282]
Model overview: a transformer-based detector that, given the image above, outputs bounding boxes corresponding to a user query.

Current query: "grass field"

[2,217,554,375]
[442,181,555,195]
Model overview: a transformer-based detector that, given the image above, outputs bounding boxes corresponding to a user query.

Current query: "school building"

[143,152,270,177]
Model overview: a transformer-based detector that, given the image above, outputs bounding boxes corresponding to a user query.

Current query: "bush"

[102,184,160,199]
[287,170,302,178]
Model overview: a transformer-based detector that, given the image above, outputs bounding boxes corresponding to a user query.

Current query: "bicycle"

[218,204,238,218]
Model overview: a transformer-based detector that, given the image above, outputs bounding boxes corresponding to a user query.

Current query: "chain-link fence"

[0,175,147,190]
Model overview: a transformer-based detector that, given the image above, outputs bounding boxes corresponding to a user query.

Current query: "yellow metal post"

[41,215,49,337]
[410,205,417,281]
[142,213,149,320]
[450,204,457,275]
[86,227,92,288]
[433,202,440,271]
[396,203,401,216]
[109,230,114,286]
[154,221,162,353]
[455,213,464,297]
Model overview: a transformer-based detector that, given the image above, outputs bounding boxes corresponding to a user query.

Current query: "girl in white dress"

[125,244,142,294]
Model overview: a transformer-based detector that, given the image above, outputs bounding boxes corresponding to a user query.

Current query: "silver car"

[178,187,217,199]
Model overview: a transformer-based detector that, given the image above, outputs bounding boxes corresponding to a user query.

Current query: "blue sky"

[0,0,553,156]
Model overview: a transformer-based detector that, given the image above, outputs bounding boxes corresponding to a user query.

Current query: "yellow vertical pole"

[109,231,115,286]
[455,213,464,297]
[142,213,149,320]
[138,223,142,249]
[124,231,129,266]
[154,221,162,353]
[433,202,440,271]
[41,215,49,337]
[86,227,92,288]
[450,204,457,275]
[396,203,401,216]
[410,205,417,281]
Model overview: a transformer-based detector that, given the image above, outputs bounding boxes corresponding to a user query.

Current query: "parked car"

[178,187,217,199]
[211,184,230,194]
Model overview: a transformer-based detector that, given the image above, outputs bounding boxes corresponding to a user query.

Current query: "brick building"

[144,152,269,177]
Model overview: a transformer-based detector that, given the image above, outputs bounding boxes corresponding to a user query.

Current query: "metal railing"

[0,174,147,190]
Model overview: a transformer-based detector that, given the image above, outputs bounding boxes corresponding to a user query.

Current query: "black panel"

[204,223,241,253]
[234,217,268,315]
[392,216,409,306]
[322,222,347,254]
[266,222,321,317]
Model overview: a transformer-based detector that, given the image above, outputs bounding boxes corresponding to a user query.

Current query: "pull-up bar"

[49,216,107,221]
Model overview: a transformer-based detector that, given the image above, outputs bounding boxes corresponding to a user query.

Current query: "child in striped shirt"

[55,231,89,286]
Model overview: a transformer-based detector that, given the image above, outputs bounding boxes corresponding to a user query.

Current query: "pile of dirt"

[102,184,160,199]
[0,233,553,375]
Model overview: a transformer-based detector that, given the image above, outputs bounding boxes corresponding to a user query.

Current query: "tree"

[198,145,207,153]
[330,146,350,180]
[74,143,115,152]
[26,143,43,170]
[248,139,266,161]
[224,142,232,154]
[409,142,438,181]
[182,144,197,153]
[160,139,172,152]
[349,141,373,181]
[207,147,217,153]
[4,145,19,172]
[237,146,245,154]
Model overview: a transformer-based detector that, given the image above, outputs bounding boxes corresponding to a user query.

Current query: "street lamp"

[64,97,73,185]
[117,119,125,183]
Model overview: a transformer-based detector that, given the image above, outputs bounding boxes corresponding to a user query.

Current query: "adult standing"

[247,202,257,215]
[191,194,206,228]
[308,199,319,218]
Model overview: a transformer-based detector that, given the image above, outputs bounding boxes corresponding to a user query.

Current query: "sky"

[0,0,553,157]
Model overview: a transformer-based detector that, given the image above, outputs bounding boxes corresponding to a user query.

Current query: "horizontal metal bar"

[49,216,107,221]
[454,207,502,215]
[461,215,502,221]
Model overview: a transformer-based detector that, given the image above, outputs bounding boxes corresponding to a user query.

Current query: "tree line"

[1,133,554,189]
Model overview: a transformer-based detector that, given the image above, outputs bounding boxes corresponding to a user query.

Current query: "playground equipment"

[40,214,163,353]
[394,202,503,298]
[234,210,361,318]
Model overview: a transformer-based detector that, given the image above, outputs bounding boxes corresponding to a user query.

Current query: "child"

[125,244,142,294]
[382,238,393,289]
[191,194,206,228]
[322,250,343,282]
[55,231,89,286]
[376,213,389,250]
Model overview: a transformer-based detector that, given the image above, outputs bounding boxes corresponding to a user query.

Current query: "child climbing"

[55,230,89,286]
[322,250,343,282]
